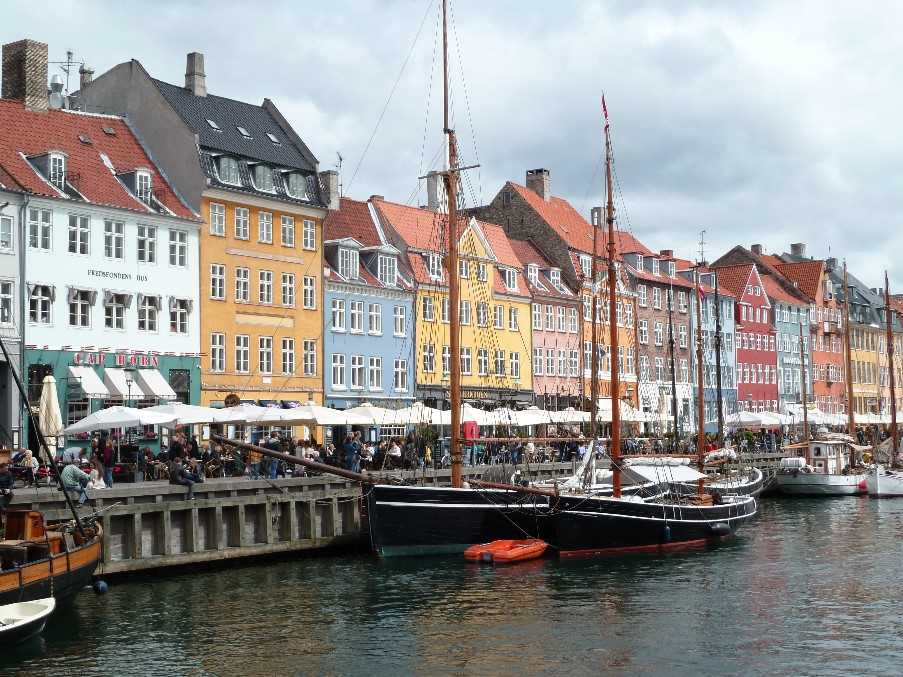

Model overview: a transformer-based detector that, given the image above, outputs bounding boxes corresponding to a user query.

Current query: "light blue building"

[688,271,738,432]
[322,197,415,439]
[765,279,812,414]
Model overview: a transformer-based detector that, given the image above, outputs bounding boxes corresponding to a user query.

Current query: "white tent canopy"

[64,406,177,434]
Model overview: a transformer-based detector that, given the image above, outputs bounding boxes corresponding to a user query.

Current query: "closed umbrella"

[38,375,64,449]
[64,406,177,434]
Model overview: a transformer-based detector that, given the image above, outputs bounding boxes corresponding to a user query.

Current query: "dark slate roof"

[199,151,324,207]
[151,78,318,171]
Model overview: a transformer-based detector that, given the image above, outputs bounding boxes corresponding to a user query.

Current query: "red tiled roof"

[0,99,195,220]
[480,220,521,268]
[324,197,381,247]
[509,239,552,268]
[628,264,694,289]
[762,274,802,305]
[509,241,576,300]
[713,263,754,298]
[373,198,452,252]
[775,260,824,300]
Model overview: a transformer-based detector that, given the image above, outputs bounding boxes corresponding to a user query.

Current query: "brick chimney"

[790,242,806,258]
[78,64,94,90]
[319,170,340,211]
[2,39,48,111]
[185,52,206,97]
[426,170,444,212]
[751,244,763,255]
[660,249,673,258]
[826,257,837,271]
[526,168,551,202]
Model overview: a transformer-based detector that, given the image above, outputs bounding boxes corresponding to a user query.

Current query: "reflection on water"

[4,498,903,676]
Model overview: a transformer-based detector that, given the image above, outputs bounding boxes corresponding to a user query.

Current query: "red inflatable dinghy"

[464,539,548,564]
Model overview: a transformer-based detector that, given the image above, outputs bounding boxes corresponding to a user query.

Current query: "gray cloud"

[4,0,902,290]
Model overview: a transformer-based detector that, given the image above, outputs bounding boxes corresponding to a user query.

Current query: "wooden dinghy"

[464,539,548,564]
[0,596,55,644]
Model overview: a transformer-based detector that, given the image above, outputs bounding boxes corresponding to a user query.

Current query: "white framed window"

[281,273,295,307]
[288,172,307,199]
[558,349,567,376]
[68,289,91,327]
[138,295,158,332]
[510,352,520,379]
[477,262,487,281]
[302,220,316,250]
[28,208,51,250]
[258,270,273,304]
[527,264,539,285]
[678,291,688,313]
[533,347,543,375]
[0,215,12,252]
[441,297,450,323]
[258,336,273,374]
[394,359,408,391]
[679,324,688,349]
[502,268,517,291]
[655,357,665,381]
[651,258,660,276]
[258,212,273,243]
[638,285,647,307]
[105,293,127,330]
[303,340,317,376]
[103,219,124,259]
[580,255,591,278]
[368,303,382,334]
[49,153,66,189]
[473,302,486,327]
[281,215,295,247]
[218,157,240,185]
[544,305,554,331]
[68,214,89,255]
[331,354,346,388]
[478,348,489,376]
[509,307,519,331]
[210,264,226,299]
[494,305,504,329]
[570,350,580,376]
[459,300,471,325]
[210,333,225,372]
[422,296,435,321]
[137,225,156,263]
[235,335,250,373]
[331,298,346,331]
[654,322,664,346]
[234,207,250,239]
[350,301,364,333]
[303,276,316,309]
[557,306,566,332]
[368,357,382,390]
[495,350,506,376]
[423,344,435,373]
[442,345,450,375]
[680,359,688,383]
[639,320,648,344]
[0,281,13,325]
[169,229,188,267]
[209,202,225,236]
[639,355,649,380]
[254,165,274,192]
[427,254,443,279]
[394,306,406,336]
[169,299,189,334]
[652,287,661,309]
[235,268,250,302]
[568,308,578,332]
[350,355,365,389]
[379,255,397,286]
[339,248,359,280]
[550,268,561,288]
[459,259,470,278]
[532,303,542,330]
[460,347,472,375]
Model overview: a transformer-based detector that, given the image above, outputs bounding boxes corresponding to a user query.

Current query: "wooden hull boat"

[0,510,103,606]
[464,539,548,563]
[0,597,55,644]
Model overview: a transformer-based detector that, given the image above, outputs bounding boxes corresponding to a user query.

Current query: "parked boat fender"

[93,580,108,595]
[709,522,731,537]
[662,524,671,543]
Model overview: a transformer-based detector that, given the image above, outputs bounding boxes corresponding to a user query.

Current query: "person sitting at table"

[169,457,197,500]
[87,468,107,490]
[60,462,91,505]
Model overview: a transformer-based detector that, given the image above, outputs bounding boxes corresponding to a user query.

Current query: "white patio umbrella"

[38,375,64,449]
[270,402,371,426]
[724,411,766,429]
[393,402,444,425]
[64,406,177,434]
[487,407,521,426]
[550,407,590,423]
[513,406,555,426]
[757,411,787,427]
[344,402,400,425]
[145,402,221,425]
[438,403,493,425]
[211,403,270,424]
[595,398,647,423]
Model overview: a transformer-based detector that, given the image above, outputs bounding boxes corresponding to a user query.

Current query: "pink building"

[511,241,582,409]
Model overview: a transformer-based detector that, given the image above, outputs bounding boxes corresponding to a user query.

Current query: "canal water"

[4,497,903,676]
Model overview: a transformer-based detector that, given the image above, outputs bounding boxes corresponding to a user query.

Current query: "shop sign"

[72,352,160,368]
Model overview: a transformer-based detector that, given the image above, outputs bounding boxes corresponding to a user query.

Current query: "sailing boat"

[866,270,902,497]
[776,262,869,496]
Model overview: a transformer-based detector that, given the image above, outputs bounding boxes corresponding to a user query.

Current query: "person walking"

[266,432,281,479]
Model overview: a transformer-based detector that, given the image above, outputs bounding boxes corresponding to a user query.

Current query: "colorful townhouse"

[322,197,415,431]
[79,52,335,416]
[760,275,811,414]
[0,39,201,452]
[374,197,533,408]
[712,263,778,413]
[470,168,638,407]
[510,240,581,410]
[625,250,694,433]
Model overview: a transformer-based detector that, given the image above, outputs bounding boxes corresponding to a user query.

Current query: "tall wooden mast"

[442,0,463,488]
[885,271,899,466]
[713,269,725,443]
[842,262,856,441]
[589,199,601,445]
[693,269,706,493]
[603,98,622,498]
[666,284,680,451]
[799,323,811,465]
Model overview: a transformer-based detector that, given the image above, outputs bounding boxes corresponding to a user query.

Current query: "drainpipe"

[17,194,29,449]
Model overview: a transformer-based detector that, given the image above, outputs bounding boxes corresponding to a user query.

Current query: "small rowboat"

[0,597,56,644]
[464,539,548,564]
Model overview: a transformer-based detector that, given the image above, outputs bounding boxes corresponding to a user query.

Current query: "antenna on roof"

[336,152,344,197]
[697,229,706,266]
[50,49,84,94]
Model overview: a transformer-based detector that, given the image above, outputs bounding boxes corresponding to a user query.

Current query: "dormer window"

[427,254,442,280]
[580,255,591,278]
[550,268,562,287]
[253,165,274,192]
[136,171,152,205]
[502,268,518,291]
[236,126,252,139]
[667,261,676,278]
[338,247,359,280]
[651,258,660,275]
[527,264,539,284]
[218,157,240,185]
[286,172,307,199]
[49,153,66,190]
[378,255,397,286]
[635,254,644,271]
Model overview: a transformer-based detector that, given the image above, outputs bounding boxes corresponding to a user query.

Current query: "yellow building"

[849,325,881,416]
[373,199,534,406]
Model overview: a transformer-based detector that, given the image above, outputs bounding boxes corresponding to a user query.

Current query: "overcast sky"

[4,0,902,289]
